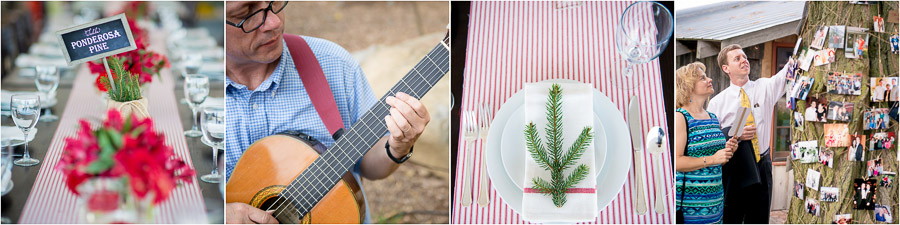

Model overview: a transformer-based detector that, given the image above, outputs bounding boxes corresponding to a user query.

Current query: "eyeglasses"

[226,1,288,33]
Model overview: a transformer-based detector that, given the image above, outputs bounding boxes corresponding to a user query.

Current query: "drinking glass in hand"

[200,105,224,183]
[614,1,673,90]
[10,94,41,167]
[34,66,59,122]
[184,75,209,137]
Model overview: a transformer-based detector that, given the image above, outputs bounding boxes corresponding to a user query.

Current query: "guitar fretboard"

[280,41,450,218]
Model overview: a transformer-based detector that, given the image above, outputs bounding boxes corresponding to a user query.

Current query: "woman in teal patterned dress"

[675,62,738,224]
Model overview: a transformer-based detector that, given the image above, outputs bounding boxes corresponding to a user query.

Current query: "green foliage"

[524,83,594,207]
[101,56,143,102]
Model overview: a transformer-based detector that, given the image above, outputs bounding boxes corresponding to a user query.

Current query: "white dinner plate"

[500,104,606,189]
[1,126,38,147]
[485,79,631,218]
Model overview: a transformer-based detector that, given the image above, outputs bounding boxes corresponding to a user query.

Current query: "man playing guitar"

[224,1,430,223]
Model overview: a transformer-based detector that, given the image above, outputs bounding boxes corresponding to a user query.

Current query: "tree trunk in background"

[787,1,899,223]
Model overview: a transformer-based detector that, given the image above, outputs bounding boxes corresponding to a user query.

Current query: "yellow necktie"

[740,88,761,162]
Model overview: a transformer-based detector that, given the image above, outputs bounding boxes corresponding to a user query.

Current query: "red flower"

[88,19,168,92]
[59,109,194,205]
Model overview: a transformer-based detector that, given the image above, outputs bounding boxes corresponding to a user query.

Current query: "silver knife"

[628,96,648,215]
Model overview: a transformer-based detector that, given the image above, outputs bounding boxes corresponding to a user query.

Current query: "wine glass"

[181,54,203,105]
[614,1,673,89]
[34,66,59,122]
[10,94,40,167]
[184,75,209,137]
[199,105,224,183]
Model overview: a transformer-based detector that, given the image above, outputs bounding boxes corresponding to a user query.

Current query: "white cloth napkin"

[522,82,596,222]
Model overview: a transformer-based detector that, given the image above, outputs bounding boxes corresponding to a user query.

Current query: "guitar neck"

[283,41,450,217]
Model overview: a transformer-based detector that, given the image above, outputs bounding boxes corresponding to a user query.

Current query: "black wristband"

[385,141,413,164]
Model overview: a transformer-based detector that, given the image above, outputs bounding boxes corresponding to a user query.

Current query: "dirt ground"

[282,2,450,223]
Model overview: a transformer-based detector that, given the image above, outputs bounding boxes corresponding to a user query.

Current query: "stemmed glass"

[34,66,59,122]
[199,105,225,183]
[184,75,209,137]
[10,94,41,167]
[181,54,203,105]
[614,1,673,89]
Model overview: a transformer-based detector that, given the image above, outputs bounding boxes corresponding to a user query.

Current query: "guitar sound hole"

[259,196,303,224]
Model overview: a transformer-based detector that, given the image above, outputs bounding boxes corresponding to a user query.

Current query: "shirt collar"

[225,42,290,93]
[728,78,757,92]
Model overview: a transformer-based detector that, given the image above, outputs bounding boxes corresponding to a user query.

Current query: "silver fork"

[461,111,478,206]
[477,104,493,206]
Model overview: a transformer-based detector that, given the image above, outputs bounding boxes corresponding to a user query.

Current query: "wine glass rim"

[618,1,673,45]
[9,94,40,101]
[185,74,210,80]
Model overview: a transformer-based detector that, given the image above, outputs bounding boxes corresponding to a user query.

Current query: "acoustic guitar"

[226,33,450,223]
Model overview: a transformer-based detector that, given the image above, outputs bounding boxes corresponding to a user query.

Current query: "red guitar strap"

[283,34,345,140]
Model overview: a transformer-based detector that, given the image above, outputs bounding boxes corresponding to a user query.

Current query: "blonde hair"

[676,62,707,108]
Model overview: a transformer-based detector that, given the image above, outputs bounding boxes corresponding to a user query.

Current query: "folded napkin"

[522,82,596,222]
[1,90,53,111]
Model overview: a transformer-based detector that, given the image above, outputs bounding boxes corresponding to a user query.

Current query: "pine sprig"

[524,83,594,208]
[102,56,143,102]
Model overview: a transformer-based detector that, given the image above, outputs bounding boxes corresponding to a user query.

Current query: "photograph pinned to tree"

[790,76,815,100]
[819,186,839,202]
[793,112,804,130]
[848,134,867,161]
[845,27,869,59]
[853,178,877,210]
[826,101,853,122]
[874,16,885,33]
[828,25,845,49]
[792,140,819,163]
[824,123,849,147]
[804,96,828,122]
[863,108,890,130]
[870,77,899,102]
[876,204,893,223]
[819,150,834,168]
[794,180,804,199]
[807,168,821,190]
[811,25,829,50]
[833,214,852,224]
[881,172,895,188]
[826,72,862,95]
[813,48,835,66]
[870,132,895,150]
[867,158,883,177]
[805,197,820,216]
[891,33,899,54]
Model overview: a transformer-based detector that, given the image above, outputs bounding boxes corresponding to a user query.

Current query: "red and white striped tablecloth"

[452,1,672,224]
[17,43,208,223]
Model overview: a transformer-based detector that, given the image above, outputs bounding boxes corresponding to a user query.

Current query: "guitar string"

[268,47,449,219]
[264,44,450,219]
[266,45,450,218]
[263,44,449,216]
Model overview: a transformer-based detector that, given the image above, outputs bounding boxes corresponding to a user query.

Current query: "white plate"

[500,104,606,189]
[485,79,631,218]
[1,126,38,147]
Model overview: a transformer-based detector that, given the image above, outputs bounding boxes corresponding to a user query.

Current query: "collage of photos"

[0,0,894,225]
[676,0,898,224]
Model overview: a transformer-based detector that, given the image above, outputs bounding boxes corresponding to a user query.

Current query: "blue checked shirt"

[225,36,378,223]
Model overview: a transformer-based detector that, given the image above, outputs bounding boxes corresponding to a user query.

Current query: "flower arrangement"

[57,109,195,205]
[88,19,169,92]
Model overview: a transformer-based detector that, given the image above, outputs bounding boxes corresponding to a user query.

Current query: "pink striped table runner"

[18,34,208,223]
[452,1,672,224]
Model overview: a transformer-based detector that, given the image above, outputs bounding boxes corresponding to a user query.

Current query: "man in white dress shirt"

[708,44,793,224]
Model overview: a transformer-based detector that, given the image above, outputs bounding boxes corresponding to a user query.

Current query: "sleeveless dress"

[676,108,726,224]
